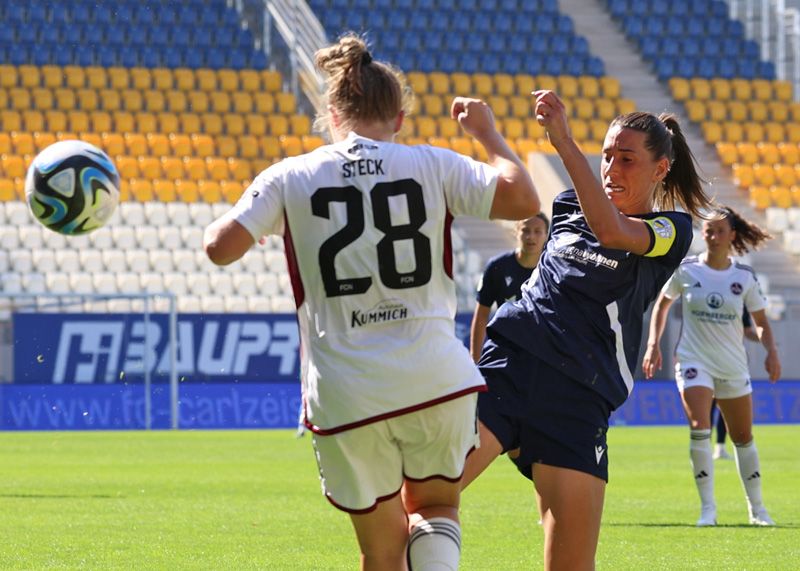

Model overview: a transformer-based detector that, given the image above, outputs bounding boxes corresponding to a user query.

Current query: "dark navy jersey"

[476,251,535,308]
[488,189,693,410]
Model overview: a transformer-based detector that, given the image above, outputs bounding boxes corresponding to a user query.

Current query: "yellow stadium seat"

[245,113,267,136]
[251,158,272,174]
[501,117,525,140]
[260,136,281,159]
[116,156,140,179]
[557,75,579,98]
[778,142,799,164]
[174,68,195,91]
[180,113,201,134]
[428,72,449,94]
[33,133,56,153]
[232,92,253,114]
[407,72,428,95]
[688,78,710,100]
[735,142,758,165]
[288,114,310,136]
[599,76,620,99]
[708,78,729,101]
[67,110,89,132]
[145,133,170,154]
[0,88,6,109]
[166,90,187,112]
[210,91,231,113]
[90,111,112,133]
[616,98,635,116]
[224,113,245,136]
[196,69,217,92]
[768,101,788,122]
[280,135,303,157]
[754,164,776,186]
[197,179,222,202]
[472,73,493,97]
[135,112,157,134]
[302,135,325,153]
[752,79,772,101]
[0,133,10,154]
[153,179,176,201]
[99,89,121,111]
[514,74,535,95]
[130,68,151,90]
[427,137,450,150]
[488,95,509,117]
[262,70,282,92]
[54,87,77,111]
[107,67,129,90]
[0,64,17,88]
[578,76,600,99]
[161,156,184,179]
[170,134,192,156]
[187,90,209,113]
[1,155,26,178]
[158,112,179,134]
[727,100,747,122]
[253,92,274,114]
[416,116,437,138]
[144,90,165,112]
[437,116,458,138]
[493,74,513,96]
[11,132,34,155]
[765,122,785,144]
[31,87,53,110]
[450,73,471,94]
[684,100,707,123]
[83,66,106,89]
[112,111,134,132]
[228,158,252,181]
[216,135,237,157]
[184,157,207,180]
[744,122,765,143]
[0,178,14,201]
[122,133,148,157]
[669,77,690,101]
[774,80,792,102]
[535,75,557,92]
[121,89,143,112]
[238,135,259,159]
[747,101,767,121]
[175,179,199,202]
[706,100,727,122]
[139,156,162,179]
[747,185,769,209]
[217,69,239,92]
[268,115,289,137]
[595,99,616,121]
[23,110,45,132]
[787,124,800,143]
[220,180,242,203]
[510,96,530,118]
[152,68,173,91]
[732,79,752,100]
[774,165,795,188]
[81,133,102,149]
[2,109,24,131]
[101,133,125,156]
[77,88,99,111]
[449,137,474,157]
[589,119,608,142]
[770,185,793,208]
[570,118,589,142]
[573,98,594,120]
[201,113,223,135]
[722,122,743,143]
[18,65,41,88]
[733,163,754,188]
[276,92,296,114]
[192,134,216,157]
[9,87,31,109]
[525,117,546,140]
[129,178,153,201]
[55,132,77,143]
[239,70,260,92]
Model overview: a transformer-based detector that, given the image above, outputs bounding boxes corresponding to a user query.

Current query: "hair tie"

[361,52,372,65]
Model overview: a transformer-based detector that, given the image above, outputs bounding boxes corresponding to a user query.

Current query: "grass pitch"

[1,426,798,570]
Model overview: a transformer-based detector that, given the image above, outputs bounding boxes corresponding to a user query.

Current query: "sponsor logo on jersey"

[347,143,379,153]
[685,367,698,379]
[706,292,724,309]
[730,282,743,295]
[505,276,513,286]
[595,445,606,464]
[691,281,702,288]
[554,245,620,270]
[351,300,409,328]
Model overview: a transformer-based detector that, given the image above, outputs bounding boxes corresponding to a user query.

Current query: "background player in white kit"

[643,205,781,527]
[203,34,538,570]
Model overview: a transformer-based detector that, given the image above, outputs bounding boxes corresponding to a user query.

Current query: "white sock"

[690,429,715,508]
[734,439,764,511]
[407,517,461,571]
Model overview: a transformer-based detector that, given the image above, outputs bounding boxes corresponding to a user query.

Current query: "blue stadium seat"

[408,10,428,30]
[640,36,659,61]
[727,19,745,38]
[549,35,569,55]
[654,57,676,81]
[696,58,715,79]
[75,45,95,66]
[109,24,132,46]
[444,32,465,52]
[163,47,182,68]
[660,37,679,58]
[184,50,204,69]
[178,5,201,25]
[571,35,589,56]
[135,5,156,24]
[564,55,584,76]
[381,29,401,52]
[540,0,558,12]
[5,2,27,23]
[147,25,171,47]
[717,58,736,79]
[423,31,445,51]
[237,29,254,48]
[520,55,543,76]
[207,48,226,68]
[479,53,501,74]
[528,35,549,56]
[50,3,71,25]
[195,28,213,49]
[557,14,574,34]
[507,35,528,54]
[385,10,407,31]
[352,0,371,9]
[743,40,760,59]
[665,15,684,35]
[72,2,92,23]
[158,5,178,25]
[544,54,564,76]
[395,0,414,9]
[759,60,776,79]
[679,37,700,57]
[722,37,741,55]
[700,37,721,56]
[437,52,458,74]
[458,53,479,74]
[62,23,84,45]
[674,59,696,78]
[331,0,348,8]
[494,11,513,31]
[418,55,437,73]
[365,11,385,30]
[17,23,38,44]
[473,10,494,34]
[609,0,627,19]
[622,15,644,38]
[115,4,134,24]
[587,56,605,77]
[94,4,114,24]
[373,0,392,8]
[439,0,457,9]
[644,18,665,36]
[629,0,648,16]
[0,27,15,44]
[451,12,471,32]
[513,16,534,34]
[141,47,161,67]
[650,2,668,16]
[737,60,757,80]
[31,45,52,66]
[213,26,235,48]
[201,5,225,26]
[98,48,119,67]
[686,19,704,36]
[707,18,725,36]
[534,13,557,33]
[690,0,711,14]
[393,51,416,72]
[669,0,690,14]
[222,9,240,26]
[402,30,424,51]
[710,0,728,17]
[251,50,268,70]
[171,26,191,46]
[486,35,506,53]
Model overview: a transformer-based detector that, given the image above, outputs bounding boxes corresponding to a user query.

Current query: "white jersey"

[662,255,767,379]
[229,132,498,433]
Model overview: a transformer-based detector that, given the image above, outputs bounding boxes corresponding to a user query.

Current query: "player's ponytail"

[611,112,712,217]
[711,205,772,255]
[313,32,412,138]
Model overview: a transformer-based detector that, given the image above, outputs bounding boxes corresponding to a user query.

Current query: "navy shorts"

[477,336,612,482]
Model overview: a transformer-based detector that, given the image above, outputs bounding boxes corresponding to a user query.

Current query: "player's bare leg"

[460,421,503,489]
[533,463,605,571]
[349,495,409,571]
[403,478,462,571]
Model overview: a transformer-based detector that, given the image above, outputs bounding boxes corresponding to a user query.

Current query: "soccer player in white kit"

[643,205,781,527]
[203,34,539,570]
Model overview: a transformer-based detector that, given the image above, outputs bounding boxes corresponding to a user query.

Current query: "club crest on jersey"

[706,292,724,309]
[351,299,409,328]
[651,217,674,239]
[685,367,698,379]
[730,282,743,295]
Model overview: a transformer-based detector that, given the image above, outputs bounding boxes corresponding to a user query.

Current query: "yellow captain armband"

[643,216,677,257]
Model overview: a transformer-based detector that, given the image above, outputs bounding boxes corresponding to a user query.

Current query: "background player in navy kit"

[469,213,549,362]
[461,90,712,570]
[643,205,780,527]
[204,34,538,571]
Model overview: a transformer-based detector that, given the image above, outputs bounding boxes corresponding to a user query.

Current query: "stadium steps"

[561,0,800,296]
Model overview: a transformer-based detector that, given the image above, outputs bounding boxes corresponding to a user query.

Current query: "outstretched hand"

[451,97,496,140]
[642,344,662,380]
[532,90,571,147]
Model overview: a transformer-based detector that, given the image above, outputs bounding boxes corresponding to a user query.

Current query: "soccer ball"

[25,140,120,235]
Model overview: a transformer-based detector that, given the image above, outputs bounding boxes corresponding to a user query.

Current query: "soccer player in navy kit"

[644,205,780,527]
[461,90,712,570]
[203,34,538,571]
[470,213,549,362]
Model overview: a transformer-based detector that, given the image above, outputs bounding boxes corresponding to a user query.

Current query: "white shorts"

[675,363,753,399]
[311,393,479,513]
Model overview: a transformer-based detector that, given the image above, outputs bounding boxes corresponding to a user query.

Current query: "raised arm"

[203,217,255,266]
[642,292,676,379]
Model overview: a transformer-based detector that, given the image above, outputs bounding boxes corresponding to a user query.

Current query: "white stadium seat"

[115,272,141,293]
[40,229,67,249]
[125,250,150,272]
[107,298,133,312]
[5,202,32,225]
[32,249,56,271]
[89,228,115,249]
[188,202,214,226]
[180,226,203,249]
[271,295,295,312]
[69,273,94,293]
[93,272,118,294]
[163,272,189,295]
[46,272,70,292]
[240,248,266,272]
[101,250,127,272]
[225,295,249,312]
[79,250,104,272]
[118,202,146,227]
[0,251,9,272]
[209,273,234,294]
[111,226,137,249]
[172,250,196,272]
[787,207,800,230]
[247,295,272,312]
[264,250,286,271]
[782,230,800,255]
[194,249,214,271]
[135,227,159,249]
[255,273,279,295]
[212,202,230,219]
[18,225,44,249]
[140,272,165,292]
[1,272,23,293]
[201,295,225,312]
[9,250,33,273]
[765,207,788,234]
[158,226,182,248]
[232,273,257,295]
[143,202,168,225]
[149,249,174,272]
[165,202,191,226]
[186,272,211,295]
[278,273,293,295]
[178,295,202,312]
[23,272,46,293]
[0,227,20,249]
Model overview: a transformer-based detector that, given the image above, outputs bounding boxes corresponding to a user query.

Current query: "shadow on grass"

[0,493,117,499]
[606,522,799,529]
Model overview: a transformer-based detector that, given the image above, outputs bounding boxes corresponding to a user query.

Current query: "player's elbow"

[490,179,540,220]
[204,241,234,266]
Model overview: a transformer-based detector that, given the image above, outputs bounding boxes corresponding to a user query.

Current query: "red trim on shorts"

[443,209,454,279]
[403,445,477,484]
[325,487,402,514]
[304,386,486,435]
[283,213,304,308]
